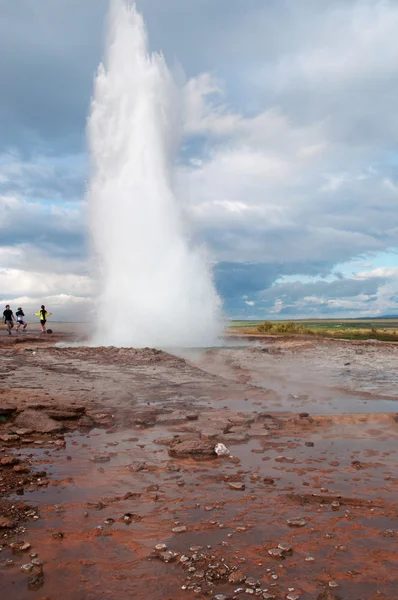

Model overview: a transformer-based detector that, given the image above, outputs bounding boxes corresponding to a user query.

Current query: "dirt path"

[0,334,397,599]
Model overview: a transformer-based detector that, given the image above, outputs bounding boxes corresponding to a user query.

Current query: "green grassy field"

[228,318,398,341]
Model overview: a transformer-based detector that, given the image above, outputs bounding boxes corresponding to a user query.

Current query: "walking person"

[34,305,52,334]
[15,307,27,333]
[3,305,15,335]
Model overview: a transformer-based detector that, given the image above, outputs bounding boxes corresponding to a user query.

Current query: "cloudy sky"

[1,0,397,320]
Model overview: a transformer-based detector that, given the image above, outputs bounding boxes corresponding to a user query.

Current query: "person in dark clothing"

[34,305,52,333]
[3,305,15,335]
[15,307,27,333]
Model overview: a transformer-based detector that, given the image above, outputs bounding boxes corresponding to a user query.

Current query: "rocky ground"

[0,331,397,600]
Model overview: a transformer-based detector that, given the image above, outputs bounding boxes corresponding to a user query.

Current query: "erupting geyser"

[87,0,222,347]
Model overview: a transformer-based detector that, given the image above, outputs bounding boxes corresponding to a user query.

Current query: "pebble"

[9,541,31,552]
[305,442,314,447]
[155,543,167,551]
[158,550,178,562]
[21,563,34,573]
[90,455,111,463]
[328,581,339,588]
[275,456,295,463]
[263,477,275,485]
[287,518,306,528]
[179,555,190,563]
[382,529,395,537]
[277,542,293,555]
[246,577,260,588]
[228,570,246,584]
[331,501,340,511]
[268,548,285,559]
[172,525,187,533]
[229,482,246,491]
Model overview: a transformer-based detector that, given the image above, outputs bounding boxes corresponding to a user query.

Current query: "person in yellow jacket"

[34,305,52,334]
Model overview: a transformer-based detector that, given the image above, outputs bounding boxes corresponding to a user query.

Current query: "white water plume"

[87,0,223,348]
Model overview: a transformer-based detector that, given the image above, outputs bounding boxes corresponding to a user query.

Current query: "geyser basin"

[87,0,222,348]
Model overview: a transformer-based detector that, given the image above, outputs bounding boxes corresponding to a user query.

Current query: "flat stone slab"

[168,438,216,457]
[13,410,64,434]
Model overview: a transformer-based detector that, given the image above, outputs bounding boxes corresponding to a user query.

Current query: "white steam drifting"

[87,0,222,347]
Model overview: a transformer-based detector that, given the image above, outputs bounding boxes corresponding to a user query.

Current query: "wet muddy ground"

[0,332,397,599]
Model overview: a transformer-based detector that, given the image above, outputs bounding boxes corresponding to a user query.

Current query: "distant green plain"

[229,318,398,341]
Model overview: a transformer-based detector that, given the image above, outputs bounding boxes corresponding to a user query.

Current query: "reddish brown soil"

[0,332,397,600]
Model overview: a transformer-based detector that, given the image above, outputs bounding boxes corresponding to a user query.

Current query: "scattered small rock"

[382,529,396,538]
[158,550,179,563]
[0,517,16,529]
[228,482,245,491]
[90,455,111,463]
[328,581,339,589]
[215,443,230,456]
[268,548,285,559]
[275,456,295,463]
[9,541,31,552]
[1,456,20,466]
[155,543,167,552]
[305,442,314,447]
[228,570,246,584]
[263,477,275,485]
[287,518,306,528]
[172,525,187,533]
[277,542,293,555]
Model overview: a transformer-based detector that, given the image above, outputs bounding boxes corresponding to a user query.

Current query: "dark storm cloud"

[0,197,85,257]
[0,0,108,153]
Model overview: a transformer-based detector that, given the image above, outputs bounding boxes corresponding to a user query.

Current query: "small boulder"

[13,410,63,434]
[168,438,215,457]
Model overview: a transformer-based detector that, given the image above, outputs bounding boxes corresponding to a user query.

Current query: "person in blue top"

[15,307,27,333]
